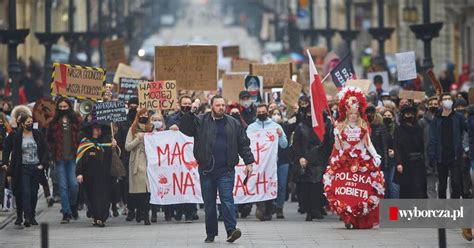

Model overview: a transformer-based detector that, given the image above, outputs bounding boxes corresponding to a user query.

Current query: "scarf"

[76,137,112,164]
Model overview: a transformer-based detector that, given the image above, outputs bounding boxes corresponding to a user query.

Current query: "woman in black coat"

[76,120,117,227]
[7,113,49,227]
[393,106,427,198]
[292,111,334,221]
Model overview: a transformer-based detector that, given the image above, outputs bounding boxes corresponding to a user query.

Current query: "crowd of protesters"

[0,63,473,241]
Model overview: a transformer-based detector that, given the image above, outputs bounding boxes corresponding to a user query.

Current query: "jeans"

[200,172,236,237]
[56,160,79,214]
[276,163,289,208]
[384,160,400,199]
[22,164,40,218]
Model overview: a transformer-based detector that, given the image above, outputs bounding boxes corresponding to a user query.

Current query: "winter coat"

[179,112,255,172]
[125,127,149,193]
[428,111,466,162]
[292,117,334,183]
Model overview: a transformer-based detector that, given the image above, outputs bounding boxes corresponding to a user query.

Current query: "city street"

[0,197,471,248]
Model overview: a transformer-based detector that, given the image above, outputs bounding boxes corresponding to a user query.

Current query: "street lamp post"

[368,0,394,68]
[0,0,30,105]
[35,0,62,96]
[316,0,336,51]
[338,0,359,55]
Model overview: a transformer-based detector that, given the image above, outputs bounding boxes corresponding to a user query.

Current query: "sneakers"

[61,214,71,224]
[204,235,215,243]
[462,228,473,241]
[226,228,242,243]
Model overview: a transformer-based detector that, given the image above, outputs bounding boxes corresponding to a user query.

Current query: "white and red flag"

[307,50,328,142]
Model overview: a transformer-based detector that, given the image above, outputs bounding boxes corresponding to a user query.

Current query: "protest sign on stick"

[398,90,426,101]
[396,51,417,81]
[250,63,292,87]
[103,39,127,72]
[95,100,127,122]
[118,77,148,102]
[222,73,246,103]
[281,79,302,107]
[51,63,106,100]
[138,80,178,111]
[231,59,251,72]
[145,128,279,205]
[113,63,141,84]
[155,45,218,91]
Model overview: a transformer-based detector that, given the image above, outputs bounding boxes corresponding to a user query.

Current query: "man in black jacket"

[179,95,254,243]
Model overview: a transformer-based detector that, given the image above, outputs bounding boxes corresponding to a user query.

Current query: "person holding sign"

[323,87,385,229]
[76,120,118,227]
[125,108,154,226]
[179,95,255,243]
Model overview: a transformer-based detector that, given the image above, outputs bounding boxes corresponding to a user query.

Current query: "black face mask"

[57,109,70,116]
[257,113,268,122]
[139,117,148,124]
[404,116,415,124]
[181,106,192,113]
[25,124,33,131]
[383,117,392,126]
[128,108,137,121]
[457,109,466,115]
[367,114,374,123]
[231,113,240,120]
[429,107,438,114]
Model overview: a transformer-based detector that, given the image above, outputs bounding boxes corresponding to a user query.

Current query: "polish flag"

[307,49,328,142]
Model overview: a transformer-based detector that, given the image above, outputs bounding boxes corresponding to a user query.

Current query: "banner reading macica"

[145,129,279,205]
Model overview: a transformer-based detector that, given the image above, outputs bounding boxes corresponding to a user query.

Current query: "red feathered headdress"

[337,87,368,123]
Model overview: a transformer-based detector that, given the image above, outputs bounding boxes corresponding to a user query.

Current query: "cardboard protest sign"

[367,71,389,93]
[281,79,302,106]
[222,73,246,103]
[250,63,292,87]
[395,51,417,81]
[145,128,278,205]
[398,90,426,101]
[346,79,371,94]
[155,45,218,91]
[222,46,240,58]
[51,63,105,100]
[324,82,339,98]
[94,100,127,122]
[118,77,148,102]
[113,63,141,84]
[231,59,251,72]
[103,39,127,72]
[138,80,178,111]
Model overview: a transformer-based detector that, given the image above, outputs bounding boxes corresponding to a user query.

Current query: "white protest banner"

[396,51,417,81]
[145,128,279,205]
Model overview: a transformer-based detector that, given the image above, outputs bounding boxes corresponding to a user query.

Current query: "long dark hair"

[52,97,79,123]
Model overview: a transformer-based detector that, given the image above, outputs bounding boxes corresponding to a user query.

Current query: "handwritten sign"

[138,80,178,111]
[222,73,246,103]
[396,51,417,81]
[155,45,218,91]
[281,79,302,106]
[145,128,278,204]
[103,39,127,72]
[113,63,141,84]
[398,90,426,101]
[222,46,240,58]
[346,79,371,94]
[231,59,251,72]
[95,100,127,122]
[118,77,148,102]
[250,63,292,87]
[51,63,105,100]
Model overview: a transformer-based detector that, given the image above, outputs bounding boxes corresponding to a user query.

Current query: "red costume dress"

[323,87,385,229]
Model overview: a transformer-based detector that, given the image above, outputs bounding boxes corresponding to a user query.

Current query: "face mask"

[272,115,282,123]
[58,109,69,116]
[383,117,392,125]
[181,106,192,113]
[367,114,374,123]
[230,113,240,120]
[128,108,137,121]
[25,124,33,131]
[442,99,453,109]
[457,109,466,115]
[139,117,148,124]
[429,107,438,113]
[241,100,252,109]
[404,116,415,123]
[153,121,163,130]
[257,113,268,122]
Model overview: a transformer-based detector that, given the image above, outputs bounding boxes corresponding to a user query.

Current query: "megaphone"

[79,100,94,115]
